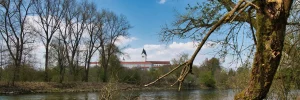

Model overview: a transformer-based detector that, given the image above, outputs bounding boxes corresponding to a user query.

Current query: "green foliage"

[87,66,101,82]
[148,67,160,81]
[214,70,228,89]
[227,64,250,89]
[108,54,123,80]
[197,57,222,88]
[199,71,216,88]
[20,64,44,81]
[0,64,44,82]
[171,53,189,65]
[228,68,235,76]
[99,68,105,82]
[119,68,141,84]
[1,65,14,82]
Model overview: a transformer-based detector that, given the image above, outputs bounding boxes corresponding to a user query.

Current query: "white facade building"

[90,49,171,70]
[120,61,170,70]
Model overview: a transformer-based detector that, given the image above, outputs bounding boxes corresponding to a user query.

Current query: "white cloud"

[122,41,215,65]
[26,15,239,69]
[159,0,167,4]
[144,44,164,51]
[115,36,137,46]
[120,40,243,68]
[31,42,46,68]
[169,42,196,50]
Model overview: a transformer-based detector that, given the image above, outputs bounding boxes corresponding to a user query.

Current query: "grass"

[0,82,136,94]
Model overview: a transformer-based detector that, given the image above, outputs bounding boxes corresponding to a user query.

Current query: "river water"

[0,89,236,100]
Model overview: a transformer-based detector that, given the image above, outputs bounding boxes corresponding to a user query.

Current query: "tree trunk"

[74,65,79,81]
[100,45,108,82]
[12,61,20,86]
[59,65,65,83]
[103,66,108,82]
[71,63,78,81]
[235,1,293,99]
[102,58,108,82]
[58,53,65,83]
[45,43,49,82]
[84,58,91,82]
[84,65,90,82]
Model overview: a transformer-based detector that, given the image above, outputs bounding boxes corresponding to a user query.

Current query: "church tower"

[141,48,147,62]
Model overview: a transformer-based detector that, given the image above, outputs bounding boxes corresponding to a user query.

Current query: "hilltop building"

[121,61,170,70]
[90,48,171,70]
[122,48,170,70]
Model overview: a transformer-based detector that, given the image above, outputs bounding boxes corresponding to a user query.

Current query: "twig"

[144,0,246,90]
[144,62,187,87]
[245,1,260,10]
[248,8,257,45]
[231,3,250,22]
[171,80,178,87]
[225,0,244,21]
[231,0,259,22]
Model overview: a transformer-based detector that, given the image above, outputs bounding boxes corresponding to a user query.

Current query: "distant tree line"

[0,0,130,85]
[0,1,299,99]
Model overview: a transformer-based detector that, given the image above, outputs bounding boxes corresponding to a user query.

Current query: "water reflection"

[0,89,236,100]
[1,89,298,100]
[0,92,100,100]
[198,89,235,100]
[122,89,235,100]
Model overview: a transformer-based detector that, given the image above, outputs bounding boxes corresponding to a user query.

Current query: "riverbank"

[0,82,180,95]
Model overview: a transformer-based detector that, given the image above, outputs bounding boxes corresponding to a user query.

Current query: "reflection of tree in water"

[199,90,236,100]
[0,90,239,100]
[199,90,221,100]
[120,90,141,100]
[173,90,191,100]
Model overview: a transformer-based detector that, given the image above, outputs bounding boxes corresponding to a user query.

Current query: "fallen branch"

[144,0,254,91]
[144,62,187,87]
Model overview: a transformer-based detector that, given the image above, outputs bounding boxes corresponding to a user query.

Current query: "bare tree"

[0,0,33,85]
[0,39,9,81]
[50,34,67,83]
[82,2,102,82]
[145,0,294,99]
[0,39,8,70]
[59,0,87,81]
[99,10,131,82]
[32,0,65,82]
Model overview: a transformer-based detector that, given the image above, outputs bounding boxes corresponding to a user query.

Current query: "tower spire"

[141,48,147,62]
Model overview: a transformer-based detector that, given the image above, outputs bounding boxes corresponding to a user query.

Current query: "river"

[0,89,237,100]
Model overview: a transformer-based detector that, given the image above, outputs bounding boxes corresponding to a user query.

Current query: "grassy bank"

[0,82,133,94]
[0,82,182,95]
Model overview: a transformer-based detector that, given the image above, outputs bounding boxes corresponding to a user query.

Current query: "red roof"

[90,62,99,64]
[120,61,152,64]
[90,61,171,65]
[120,61,170,65]
[148,61,170,64]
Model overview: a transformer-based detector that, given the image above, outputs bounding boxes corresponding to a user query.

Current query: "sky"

[93,0,195,46]
[86,0,242,69]
[30,0,245,70]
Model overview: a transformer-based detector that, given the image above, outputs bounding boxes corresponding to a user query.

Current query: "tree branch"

[287,22,300,26]
[145,0,248,90]
[144,62,187,87]
[218,0,235,11]
[248,8,257,45]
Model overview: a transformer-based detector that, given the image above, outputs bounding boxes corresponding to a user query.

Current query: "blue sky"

[84,0,247,70]
[93,0,197,47]
[30,0,248,70]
